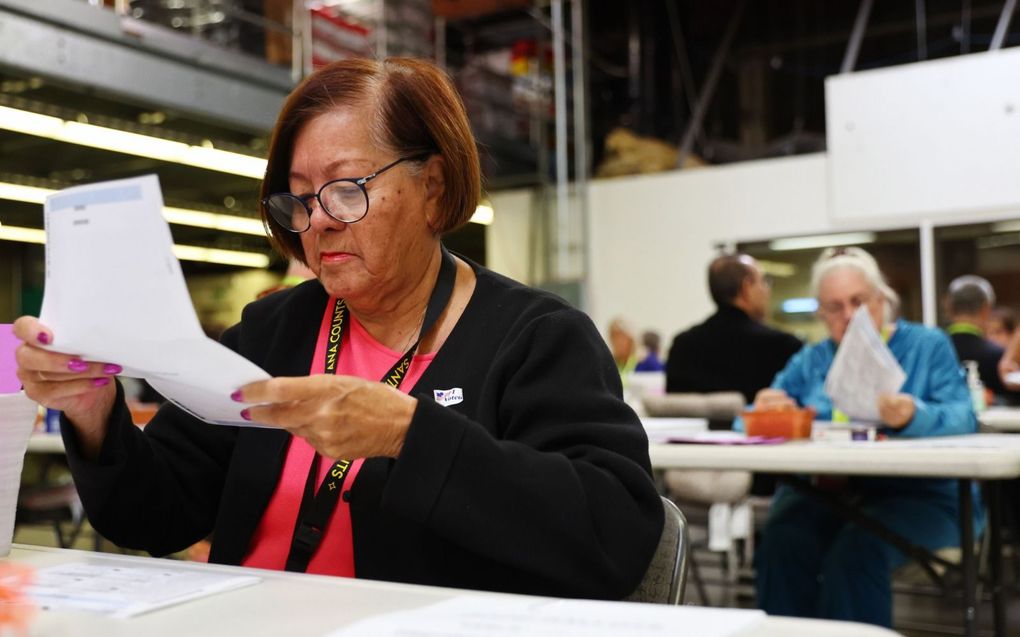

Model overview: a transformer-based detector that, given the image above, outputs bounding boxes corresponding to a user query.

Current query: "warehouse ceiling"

[0,0,1015,274]
[588,0,1016,166]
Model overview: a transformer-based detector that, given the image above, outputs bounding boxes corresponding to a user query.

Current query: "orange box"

[743,407,816,439]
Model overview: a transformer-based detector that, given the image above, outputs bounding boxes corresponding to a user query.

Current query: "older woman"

[751,247,976,627]
[13,58,662,599]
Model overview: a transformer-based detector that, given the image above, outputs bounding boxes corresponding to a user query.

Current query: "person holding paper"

[13,57,662,599]
[750,247,976,627]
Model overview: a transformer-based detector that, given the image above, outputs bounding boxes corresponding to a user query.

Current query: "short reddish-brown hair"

[260,57,481,262]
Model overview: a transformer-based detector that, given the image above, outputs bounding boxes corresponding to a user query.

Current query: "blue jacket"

[748,320,979,517]
[772,319,975,438]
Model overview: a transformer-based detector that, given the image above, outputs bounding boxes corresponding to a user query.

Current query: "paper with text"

[0,392,40,556]
[328,596,766,637]
[824,307,906,422]
[26,562,259,618]
[38,175,270,426]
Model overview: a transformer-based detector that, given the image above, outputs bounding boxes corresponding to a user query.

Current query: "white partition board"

[826,48,1020,223]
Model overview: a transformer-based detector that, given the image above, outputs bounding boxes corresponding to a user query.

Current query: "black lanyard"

[284,245,457,573]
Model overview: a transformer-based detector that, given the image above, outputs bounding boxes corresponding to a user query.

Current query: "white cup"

[0,391,40,556]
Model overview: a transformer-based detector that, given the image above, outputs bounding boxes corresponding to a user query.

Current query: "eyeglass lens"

[266,180,369,231]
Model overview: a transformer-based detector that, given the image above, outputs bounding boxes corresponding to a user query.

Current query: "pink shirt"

[241,302,435,576]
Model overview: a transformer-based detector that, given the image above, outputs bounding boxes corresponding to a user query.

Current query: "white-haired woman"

[751,247,977,627]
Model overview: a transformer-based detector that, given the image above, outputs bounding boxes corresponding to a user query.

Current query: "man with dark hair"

[666,254,802,403]
[945,275,1016,401]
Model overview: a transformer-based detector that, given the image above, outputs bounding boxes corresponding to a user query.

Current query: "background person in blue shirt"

[751,246,976,628]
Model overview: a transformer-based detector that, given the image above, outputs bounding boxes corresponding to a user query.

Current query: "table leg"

[960,479,977,637]
[988,480,1004,637]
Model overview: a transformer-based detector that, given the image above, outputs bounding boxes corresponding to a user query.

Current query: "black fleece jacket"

[62,262,662,600]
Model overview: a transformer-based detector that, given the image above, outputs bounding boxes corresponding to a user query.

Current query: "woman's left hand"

[878,393,916,429]
[236,375,418,459]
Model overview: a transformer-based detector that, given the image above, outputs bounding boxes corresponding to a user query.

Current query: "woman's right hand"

[753,388,796,411]
[13,316,120,457]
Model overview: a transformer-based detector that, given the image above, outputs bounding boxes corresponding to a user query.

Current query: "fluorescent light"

[756,259,796,278]
[768,232,876,252]
[0,225,269,267]
[171,245,270,268]
[991,220,1020,233]
[781,298,819,314]
[0,180,266,236]
[0,182,51,204]
[0,105,267,179]
[470,203,494,225]
[162,206,266,236]
[0,224,46,243]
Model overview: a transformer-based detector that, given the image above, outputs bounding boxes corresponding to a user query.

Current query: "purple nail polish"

[37,332,50,345]
[240,409,251,421]
[230,390,243,402]
[103,364,123,375]
[92,377,110,387]
[68,359,89,373]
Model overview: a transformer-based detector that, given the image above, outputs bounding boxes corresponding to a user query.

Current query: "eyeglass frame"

[262,152,433,233]
[816,289,875,317]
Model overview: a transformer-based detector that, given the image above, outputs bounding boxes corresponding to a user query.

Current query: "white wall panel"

[826,49,1020,222]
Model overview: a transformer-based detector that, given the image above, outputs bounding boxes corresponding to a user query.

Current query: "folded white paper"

[38,175,270,426]
[824,307,906,422]
[328,596,765,637]
[0,392,40,556]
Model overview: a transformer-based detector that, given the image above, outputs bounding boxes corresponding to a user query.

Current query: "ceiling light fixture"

[470,203,494,226]
[0,180,267,236]
[0,105,267,179]
[0,222,269,267]
[768,232,876,252]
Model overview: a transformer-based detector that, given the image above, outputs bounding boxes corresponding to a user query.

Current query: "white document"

[26,561,259,619]
[328,596,765,637]
[38,175,270,426]
[640,417,709,443]
[0,392,39,556]
[824,307,907,422]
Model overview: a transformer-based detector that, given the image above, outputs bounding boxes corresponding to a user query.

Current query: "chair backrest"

[624,496,689,605]
[643,392,745,430]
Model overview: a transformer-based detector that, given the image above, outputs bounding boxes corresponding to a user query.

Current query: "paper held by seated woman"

[36,175,270,426]
[823,306,906,422]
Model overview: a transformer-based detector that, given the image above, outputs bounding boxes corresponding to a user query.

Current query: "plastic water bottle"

[965,360,986,413]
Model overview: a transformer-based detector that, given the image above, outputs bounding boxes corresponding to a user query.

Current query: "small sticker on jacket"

[433,387,464,406]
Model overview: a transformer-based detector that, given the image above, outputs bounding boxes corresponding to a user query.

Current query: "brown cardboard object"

[595,127,706,178]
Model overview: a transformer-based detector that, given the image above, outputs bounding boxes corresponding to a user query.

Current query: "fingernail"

[92,377,110,387]
[67,359,88,372]
[230,390,243,402]
[37,332,50,345]
[240,409,251,421]
[102,364,123,375]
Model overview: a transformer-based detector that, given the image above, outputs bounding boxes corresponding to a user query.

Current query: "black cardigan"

[62,263,663,600]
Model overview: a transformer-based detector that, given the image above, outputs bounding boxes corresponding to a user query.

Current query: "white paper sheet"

[37,175,270,426]
[823,307,906,422]
[327,596,765,637]
[0,392,39,556]
[25,561,259,619]
[640,417,708,443]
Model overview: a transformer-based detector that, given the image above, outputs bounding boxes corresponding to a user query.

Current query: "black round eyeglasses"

[263,153,431,233]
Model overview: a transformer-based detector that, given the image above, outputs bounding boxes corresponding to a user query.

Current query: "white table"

[978,407,1020,432]
[650,434,1020,637]
[2,544,899,637]
[650,434,1020,479]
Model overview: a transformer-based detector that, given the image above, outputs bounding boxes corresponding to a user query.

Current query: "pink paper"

[0,325,20,394]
